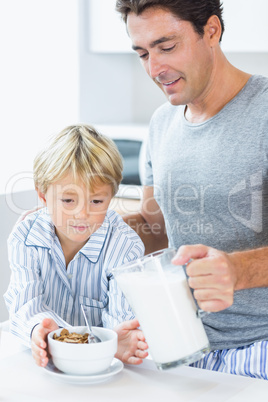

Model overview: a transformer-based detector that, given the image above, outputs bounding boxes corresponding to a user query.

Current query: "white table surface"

[1,331,268,402]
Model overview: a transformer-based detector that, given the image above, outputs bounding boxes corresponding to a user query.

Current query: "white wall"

[78,0,166,126]
[225,53,268,77]
[0,0,79,321]
[0,190,38,321]
[0,0,79,196]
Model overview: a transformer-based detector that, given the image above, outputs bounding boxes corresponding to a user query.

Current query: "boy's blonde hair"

[33,124,123,195]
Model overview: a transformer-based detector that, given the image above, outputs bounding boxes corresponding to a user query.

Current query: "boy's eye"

[91,200,103,205]
[61,199,74,204]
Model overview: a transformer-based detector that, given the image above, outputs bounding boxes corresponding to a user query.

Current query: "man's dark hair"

[116,0,225,41]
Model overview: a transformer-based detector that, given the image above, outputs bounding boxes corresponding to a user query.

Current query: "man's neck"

[185,55,252,124]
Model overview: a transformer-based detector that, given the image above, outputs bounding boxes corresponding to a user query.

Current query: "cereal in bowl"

[53,328,89,344]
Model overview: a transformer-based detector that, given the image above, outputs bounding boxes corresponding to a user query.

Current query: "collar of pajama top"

[24,208,110,264]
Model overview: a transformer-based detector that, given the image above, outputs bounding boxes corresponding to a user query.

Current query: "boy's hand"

[114,319,148,365]
[31,318,59,367]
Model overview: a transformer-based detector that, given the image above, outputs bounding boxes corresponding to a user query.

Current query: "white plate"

[44,358,124,384]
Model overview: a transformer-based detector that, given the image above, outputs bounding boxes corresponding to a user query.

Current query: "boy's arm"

[5,236,68,347]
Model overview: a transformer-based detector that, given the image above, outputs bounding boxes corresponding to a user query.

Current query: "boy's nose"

[74,204,89,219]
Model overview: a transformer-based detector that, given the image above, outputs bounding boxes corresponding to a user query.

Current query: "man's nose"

[147,54,164,79]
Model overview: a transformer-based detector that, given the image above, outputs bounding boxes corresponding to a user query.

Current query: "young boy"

[4,124,148,367]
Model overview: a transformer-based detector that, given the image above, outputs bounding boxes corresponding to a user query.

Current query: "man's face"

[127,7,215,107]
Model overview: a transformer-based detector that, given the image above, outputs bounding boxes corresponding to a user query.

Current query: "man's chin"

[167,95,185,106]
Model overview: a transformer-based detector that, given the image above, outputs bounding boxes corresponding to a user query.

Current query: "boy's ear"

[36,188,47,206]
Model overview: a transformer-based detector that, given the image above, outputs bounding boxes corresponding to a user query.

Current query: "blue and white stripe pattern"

[190,341,268,379]
[4,208,144,347]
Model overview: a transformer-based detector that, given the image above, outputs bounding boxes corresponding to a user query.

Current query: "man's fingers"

[197,299,232,312]
[186,256,230,278]
[193,286,233,300]
[193,287,234,312]
[188,270,232,289]
[172,244,211,265]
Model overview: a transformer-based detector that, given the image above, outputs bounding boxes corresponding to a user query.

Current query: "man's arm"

[123,188,268,313]
[230,246,268,290]
[123,186,168,254]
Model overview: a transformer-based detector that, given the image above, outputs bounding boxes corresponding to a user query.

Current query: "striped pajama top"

[4,208,144,347]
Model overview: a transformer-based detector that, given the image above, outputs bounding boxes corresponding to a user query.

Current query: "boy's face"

[38,173,113,248]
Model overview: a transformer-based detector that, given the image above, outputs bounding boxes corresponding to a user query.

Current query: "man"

[116,0,268,378]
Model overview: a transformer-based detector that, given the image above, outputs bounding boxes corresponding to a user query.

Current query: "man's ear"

[205,15,222,46]
[36,188,47,206]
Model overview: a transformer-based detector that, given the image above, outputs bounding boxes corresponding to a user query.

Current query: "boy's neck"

[55,229,89,268]
[63,241,88,268]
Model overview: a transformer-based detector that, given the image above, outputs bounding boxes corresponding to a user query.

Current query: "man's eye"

[163,45,175,52]
[139,53,148,59]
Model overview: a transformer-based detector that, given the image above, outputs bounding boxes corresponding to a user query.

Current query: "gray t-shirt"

[143,75,268,350]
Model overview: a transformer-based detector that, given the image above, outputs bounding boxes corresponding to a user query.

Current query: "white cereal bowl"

[48,326,118,375]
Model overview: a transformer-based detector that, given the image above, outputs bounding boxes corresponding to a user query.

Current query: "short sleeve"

[139,132,154,186]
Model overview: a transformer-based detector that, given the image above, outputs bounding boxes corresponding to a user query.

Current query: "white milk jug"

[112,248,210,370]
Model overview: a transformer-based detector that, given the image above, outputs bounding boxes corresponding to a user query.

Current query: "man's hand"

[172,244,237,312]
[114,319,148,365]
[31,318,59,367]
[16,206,43,224]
